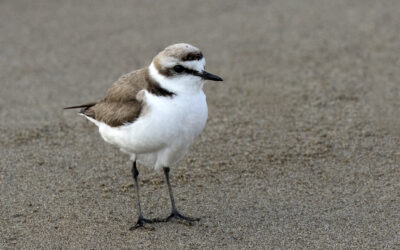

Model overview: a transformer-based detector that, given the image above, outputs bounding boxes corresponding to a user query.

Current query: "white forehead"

[181,57,205,71]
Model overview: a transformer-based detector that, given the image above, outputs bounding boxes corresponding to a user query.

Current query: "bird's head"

[149,43,223,94]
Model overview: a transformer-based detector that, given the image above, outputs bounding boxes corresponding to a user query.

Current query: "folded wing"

[65,68,149,127]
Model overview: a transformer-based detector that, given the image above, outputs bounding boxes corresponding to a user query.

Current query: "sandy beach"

[1,0,400,248]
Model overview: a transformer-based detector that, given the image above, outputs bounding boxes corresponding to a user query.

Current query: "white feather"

[149,62,206,95]
[83,70,208,170]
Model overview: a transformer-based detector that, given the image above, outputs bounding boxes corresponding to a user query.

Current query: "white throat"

[149,62,205,95]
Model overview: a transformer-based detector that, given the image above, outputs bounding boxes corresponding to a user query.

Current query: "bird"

[64,43,223,230]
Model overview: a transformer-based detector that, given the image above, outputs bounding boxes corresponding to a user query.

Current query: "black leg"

[129,161,158,230]
[160,167,200,224]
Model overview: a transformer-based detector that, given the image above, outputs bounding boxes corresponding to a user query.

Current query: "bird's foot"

[129,216,159,230]
[160,209,200,226]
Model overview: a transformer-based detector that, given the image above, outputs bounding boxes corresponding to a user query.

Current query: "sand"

[1,0,400,248]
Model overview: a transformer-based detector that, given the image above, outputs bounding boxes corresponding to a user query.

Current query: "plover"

[65,43,222,229]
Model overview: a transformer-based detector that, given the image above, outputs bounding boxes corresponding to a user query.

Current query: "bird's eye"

[173,65,185,73]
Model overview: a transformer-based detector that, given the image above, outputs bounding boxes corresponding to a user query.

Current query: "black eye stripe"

[183,67,201,76]
[172,65,201,77]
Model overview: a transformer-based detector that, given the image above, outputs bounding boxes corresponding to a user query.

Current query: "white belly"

[93,91,208,169]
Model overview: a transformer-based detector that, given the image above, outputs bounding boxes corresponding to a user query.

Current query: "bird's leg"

[129,161,158,230]
[160,167,200,223]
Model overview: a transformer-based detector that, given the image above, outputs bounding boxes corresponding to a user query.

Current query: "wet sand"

[1,0,400,248]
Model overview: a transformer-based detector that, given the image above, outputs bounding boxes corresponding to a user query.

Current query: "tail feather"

[64,102,96,110]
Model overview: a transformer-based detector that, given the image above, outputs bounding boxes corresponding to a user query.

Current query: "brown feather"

[66,67,174,127]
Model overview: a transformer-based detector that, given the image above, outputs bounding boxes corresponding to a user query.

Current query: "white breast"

[93,91,208,169]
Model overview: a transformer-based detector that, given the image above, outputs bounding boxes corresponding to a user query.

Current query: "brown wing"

[103,68,148,102]
[82,68,149,127]
[84,101,142,127]
[65,67,174,127]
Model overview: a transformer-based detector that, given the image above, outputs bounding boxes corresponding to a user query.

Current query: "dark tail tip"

[64,102,96,110]
[64,105,82,110]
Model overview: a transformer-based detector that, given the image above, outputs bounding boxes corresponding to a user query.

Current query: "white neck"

[149,63,205,95]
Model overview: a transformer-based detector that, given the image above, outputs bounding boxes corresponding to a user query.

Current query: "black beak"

[200,71,223,81]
